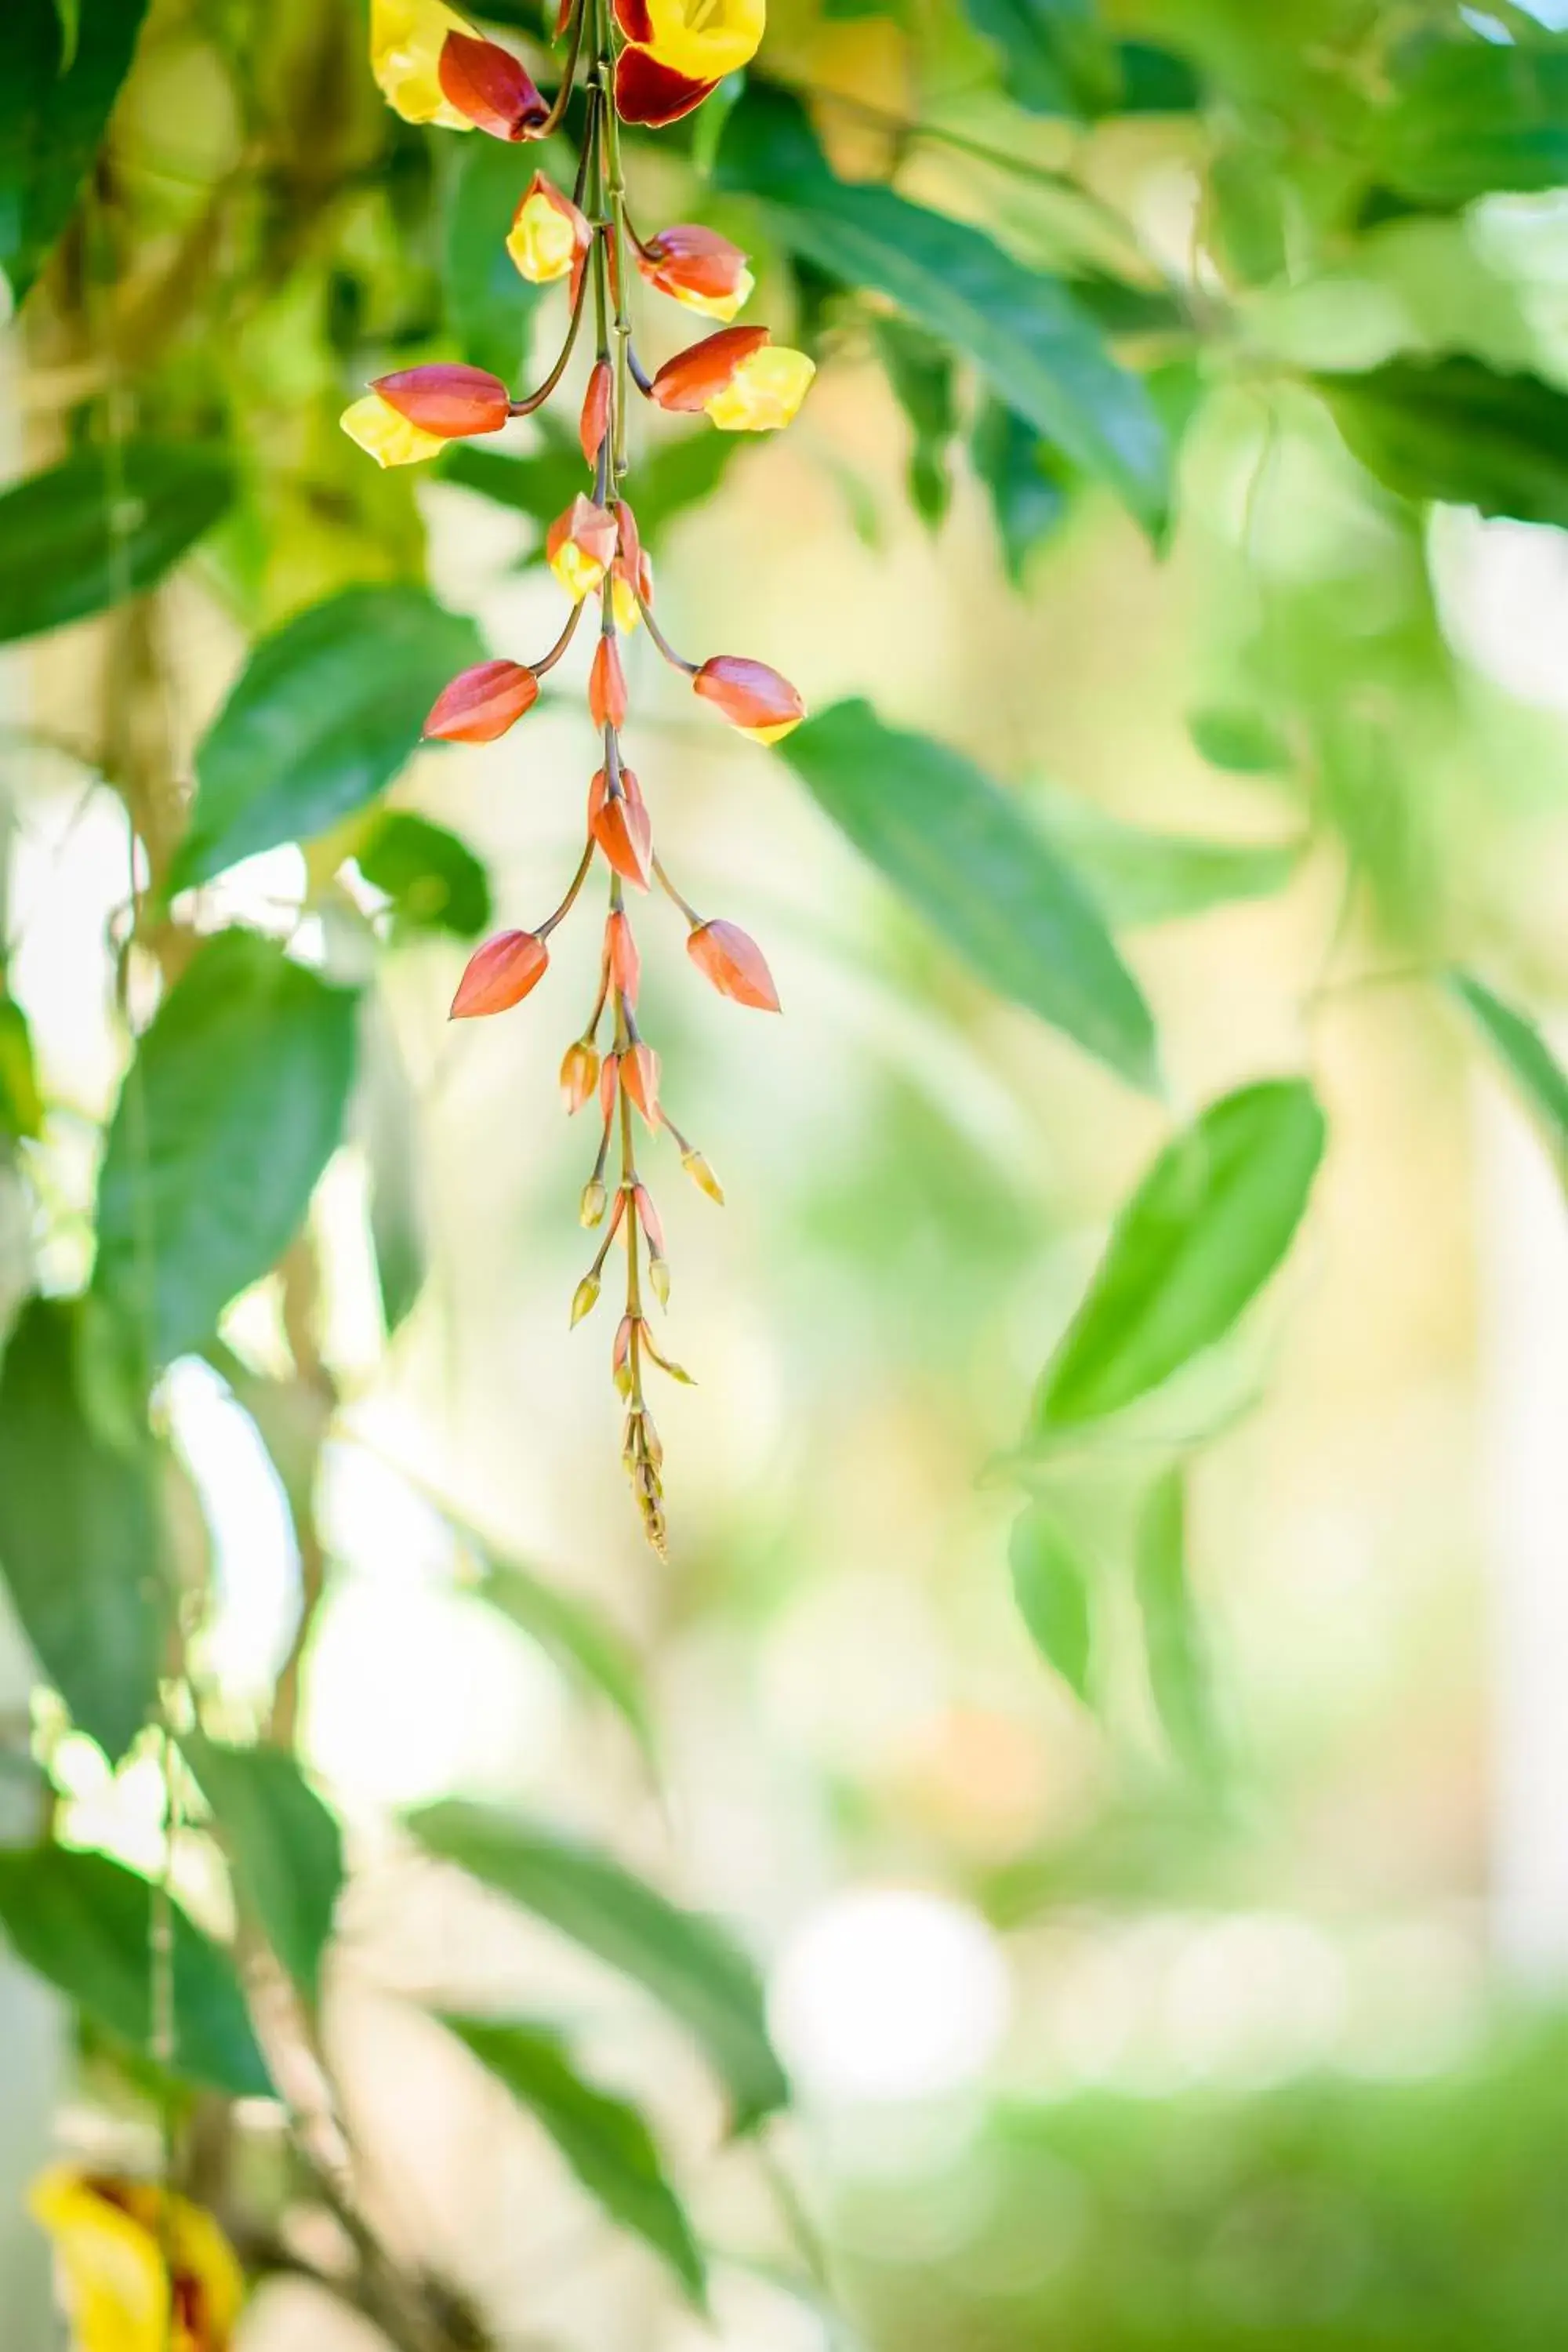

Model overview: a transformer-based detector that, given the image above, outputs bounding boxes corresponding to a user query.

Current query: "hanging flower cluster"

[353,0,811,1552]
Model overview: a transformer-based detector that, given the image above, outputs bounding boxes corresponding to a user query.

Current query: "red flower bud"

[622,1040,661,1127]
[559,1037,600,1112]
[612,1312,635,1385]
[605,908,641,1005]
[580,361,612,466]
[633,1181,666,1257]
[613,47,718,126]
[637,223,754,320]
[424,659,539,743]
[371,363,511,439]
[616,499,642,579]
[588,765,652,889]
[649,325,769,415]
[450,929,549,1018]
[437,31,550,139]
[688,917,780,1011]
[692,654,805,743]
[589,636,628,731]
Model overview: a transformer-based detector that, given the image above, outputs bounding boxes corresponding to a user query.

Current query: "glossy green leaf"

[174,587,483,888]
[182,1733,343,2004]
[0,1295,161,1761]
[1135,1469,1221,1782]
[0,998,44,1138]
[442,2016,706,2303]
[358,810,492,940]
[1318,358,1568,528]
[971,399,1070,584]
[1037,1079,1327,1428]
[715,87,1168,533]
[873,318,957,528]
[1450,970,1568,1170]
[0,442,232,647]
[1374,40,1568,204]
[782,700,1160,1091]
[355,996,428,1336]
[1031,786,1303,927]
[93,929,359,1366]
[0,0,151,310]
[1008,1504,1093,1702]
[0,1846,272,2096]
[408,1799,787,2130]
[477,1556,654,1761]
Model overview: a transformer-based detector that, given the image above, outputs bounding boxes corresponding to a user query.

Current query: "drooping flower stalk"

[356,0,811,1551]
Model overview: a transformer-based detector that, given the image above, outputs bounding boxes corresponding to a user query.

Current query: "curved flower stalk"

[352,0,811,1552]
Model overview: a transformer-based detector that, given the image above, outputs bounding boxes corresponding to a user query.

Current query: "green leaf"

[0,997,44,1138]
[1188,706,1293,776]
[1037,1079,1327,1428]
[1134,1469,1221,1781]
[780,700,1159,1091]
[445,132,548,383]
[970,399,1070,584]
[715,86,1168,533]
[0,442,233,647]
[477,1557,654,1760]
[0,1295,161,1761]
[1317,358,1568,528]
[355,996,428,1336]
[358,810,492,940]
[872,317,956,528]
[958,0,1114,115]
[0,1846,272,2096]
[1008,1504,1092,1702]
[0,0,151,310]
[1374,40,1568,204]
[408,1799,787,2131]
[93,929,359,1366]
[1450,970,1568,1170]
[441,2016,707,2303]
[182,1733,343,2005]
[174,587,484,889]
[445,428,737,546]
[1030,786,1303,927]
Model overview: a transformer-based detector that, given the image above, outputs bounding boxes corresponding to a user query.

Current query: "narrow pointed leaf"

[1135,1469,1222,1783]
[1031,786,1302,926]
[0,443,232,646]
[1038,1080,1326,1427]
[782,699,1159,1091]
[1008,1505,1093,1703]
[0,0,151,310]
[408,1799,786,2129]
[93,929,359,1366]
[1450,970,1568,1168]
[1317,358,1568,528]
[182,1733,343,2005]
[0,1295,161,1761]
[477,1558,653,1760]
[0,1846,272,2096]
[442,2016,707,2303]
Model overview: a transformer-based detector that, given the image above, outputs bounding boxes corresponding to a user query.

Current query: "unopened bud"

[579,1177,608,1227]
[648,1254,670,1307]
[681,1147,724,1206]
[570,1273,601,1325]
[559,1037,600,1113]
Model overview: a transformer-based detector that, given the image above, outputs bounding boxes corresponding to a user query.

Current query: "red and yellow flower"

[29,2169,245,2352]
[507,174,592,289]
[612,0,766,125]
[650,327,814,431]
[370,0,474,128]
[341,364,511,467]
[636,223,754,321]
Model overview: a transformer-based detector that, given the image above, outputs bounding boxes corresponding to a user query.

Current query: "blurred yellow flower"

[706,344,815,431]
[29,2169,245,2352]
[339,392,448,468]
[370,0,474,129]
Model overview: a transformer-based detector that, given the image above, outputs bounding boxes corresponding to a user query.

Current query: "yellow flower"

[705,344,815,432]
[339,392,448,468]
[370,0,474,129]
[29,2169,245,2352]
[629,0,765,84]
[506,175,590,287]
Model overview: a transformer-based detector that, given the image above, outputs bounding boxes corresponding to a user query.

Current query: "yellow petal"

[704,344,815,432]
[610,571,644,632]
[28,2169,245,2352]
[549,540,609,601]
[638,0,765,82]
[506,193,579,285]
[370,0,475,128]
[670,265,755,322]
[339,392,448,469]
[742,715,802,743]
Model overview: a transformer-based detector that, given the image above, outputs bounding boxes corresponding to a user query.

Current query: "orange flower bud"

[605,908,640,1004]
[692,655,805,744]
[424,658,539,743]
[580,360,612,466]
[587,766,652,890]
[450,928,549,1018]
[580,1175,608,1226]
[681,1145,724,1205]
[633,1181,665,1256]
[546,495,618,601]
[372,362,510,438]
[559,1037,600,1112]
[589,636,629,732]
[687,917,780,1011]
[437,30,549,138]
[571,1272,601,1325]
[507,172,590,285]
[649,325,768,416]
[622,1040,660,1127]
[637,224,754,321]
